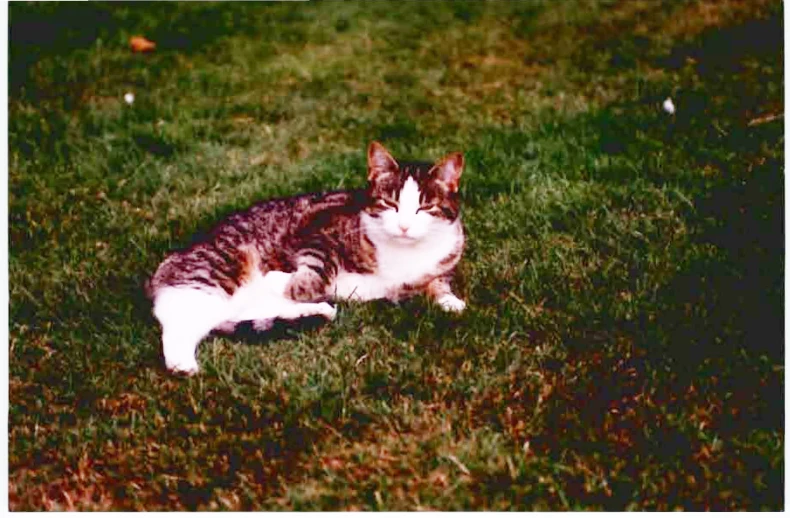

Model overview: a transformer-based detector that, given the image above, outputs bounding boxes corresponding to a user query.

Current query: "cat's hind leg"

[231,300,336,329]
[261,270,337,321]
[275,300,337,321]
[230,270,337,326]
[153,287,231,375]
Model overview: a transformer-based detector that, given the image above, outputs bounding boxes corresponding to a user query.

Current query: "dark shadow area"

[658,15,783,78]
[9,2,313,98]
[645,158,783,364]
[493,9,783,510]
[218,315,333,347]
[9,3,117,93]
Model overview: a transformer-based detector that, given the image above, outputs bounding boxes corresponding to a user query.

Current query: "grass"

[8,0,783,511]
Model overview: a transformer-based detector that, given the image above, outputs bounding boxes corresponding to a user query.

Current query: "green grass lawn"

[8,0,783,510]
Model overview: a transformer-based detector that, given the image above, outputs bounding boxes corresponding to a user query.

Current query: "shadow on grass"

[217,315,332,347]
[9,2,315,96]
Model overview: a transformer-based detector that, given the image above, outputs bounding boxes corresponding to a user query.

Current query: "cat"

[147,141,466,374]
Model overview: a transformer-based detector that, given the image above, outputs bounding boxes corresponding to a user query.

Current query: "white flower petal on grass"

[124,92,135,105]
[662,97,675,114]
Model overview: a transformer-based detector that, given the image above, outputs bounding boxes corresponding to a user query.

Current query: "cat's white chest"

[331,228,460,301]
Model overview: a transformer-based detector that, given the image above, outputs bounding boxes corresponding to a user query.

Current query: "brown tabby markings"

[148,190,379,298]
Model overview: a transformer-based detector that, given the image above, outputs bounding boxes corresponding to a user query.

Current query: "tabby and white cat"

[148,142,466,374]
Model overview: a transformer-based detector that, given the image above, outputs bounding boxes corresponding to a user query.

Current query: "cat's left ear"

[431,152,464,193]
[368,141,399,181]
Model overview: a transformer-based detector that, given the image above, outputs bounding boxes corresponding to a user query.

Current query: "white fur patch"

[154,287,228,374]
[332,210,462,301]
[154,270,336,374]
[397,176,421,231]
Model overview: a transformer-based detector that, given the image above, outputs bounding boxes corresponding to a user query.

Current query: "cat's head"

[362,141,463,243]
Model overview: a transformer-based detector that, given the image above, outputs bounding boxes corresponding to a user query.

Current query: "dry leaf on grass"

[129,36,156,53]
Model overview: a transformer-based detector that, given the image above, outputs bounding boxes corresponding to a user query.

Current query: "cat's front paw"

[286,268,327,302]
[437,294,466,313]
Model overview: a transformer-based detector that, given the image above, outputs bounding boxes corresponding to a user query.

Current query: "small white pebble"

[124,92,135,105]
[662,97,675,115]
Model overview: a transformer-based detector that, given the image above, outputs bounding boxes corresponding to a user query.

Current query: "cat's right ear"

[367,141,398,181]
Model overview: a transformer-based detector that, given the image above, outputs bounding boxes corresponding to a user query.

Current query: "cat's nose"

[398,223,410,234]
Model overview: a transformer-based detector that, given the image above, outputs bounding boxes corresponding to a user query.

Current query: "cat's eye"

[417,204,439,214]
[376,199,399,210]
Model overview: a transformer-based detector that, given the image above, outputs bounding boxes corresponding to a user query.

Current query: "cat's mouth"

[390,233,421,243]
